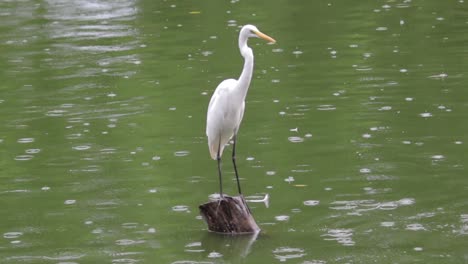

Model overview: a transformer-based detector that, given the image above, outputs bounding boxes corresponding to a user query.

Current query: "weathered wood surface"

[199,195,260,234]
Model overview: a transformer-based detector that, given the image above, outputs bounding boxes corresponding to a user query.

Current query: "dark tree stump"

[199,195,260,234]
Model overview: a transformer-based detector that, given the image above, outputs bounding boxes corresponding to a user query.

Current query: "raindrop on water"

[207,251,223,258]
[275,215,290,221]
[174,150,190,157]
[284,176,295,183]
[73,145,91,151]
[14,155,33,161]
[303,200,320,206]
[360,168,371,173]
[380,221,395,227]
[172,205,189,212]
[3,232,23,239]
[288,136,304,143]
[64,200,76,205]
[17,138,34,143]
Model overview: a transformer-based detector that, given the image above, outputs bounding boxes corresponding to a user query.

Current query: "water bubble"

[201,51,213,57]
[147,227,156,233]
[360,168,371,173]
[41,186,50,191]
[303,200,320,206]
[174,150,190,157]
[380,221,395,227]
[322,229,355,246]
[378,201,398,210]
[275,215,290,221]
[406,223,426,231]
[64,200,76,205]
[72,145,91,151]
[317,104,336,111]
[376,27,388,31]
[414,247,423,251]
[273,247,306,261]
[14,155,33,161]
[428,73,448,79]
[208,251,223,258]
[419,112,432,118]
[431,155,444,160]
[92,228,103,234]
[17,138,34,143]
[266,171,276,176]
[3,232,23,239]
[405,97,414,101]
[399,198,416,205]
[152,156,161,161]
[400,68,408,73]
[46,109,67,117]
[115,239,145,246]
[288,136,304,143]
[172,205,189,212]
[292,50,303,56]
[379,106,392,111]
[25,149,41,154]
[284,176,295,183]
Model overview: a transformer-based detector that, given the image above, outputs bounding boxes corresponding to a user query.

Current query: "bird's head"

[240,24,276,44]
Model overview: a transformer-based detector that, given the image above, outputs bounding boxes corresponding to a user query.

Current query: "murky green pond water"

[1,0,467,263]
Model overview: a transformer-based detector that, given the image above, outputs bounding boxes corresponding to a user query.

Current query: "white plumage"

[205,24,275,196]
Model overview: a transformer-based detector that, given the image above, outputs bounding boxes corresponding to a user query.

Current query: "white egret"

[206,24,276,197]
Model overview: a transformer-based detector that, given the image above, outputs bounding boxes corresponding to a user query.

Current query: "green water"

[1,0,467,263]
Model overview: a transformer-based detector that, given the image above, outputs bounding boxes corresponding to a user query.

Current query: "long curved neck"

[236,36,254,101]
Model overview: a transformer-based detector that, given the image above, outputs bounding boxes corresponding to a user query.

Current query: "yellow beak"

[254,30,276,44]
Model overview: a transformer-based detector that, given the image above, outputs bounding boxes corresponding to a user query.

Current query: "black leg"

[217,137,223,198]
[232,135,242,195]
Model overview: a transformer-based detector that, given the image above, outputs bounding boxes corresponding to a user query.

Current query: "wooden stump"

[199,195,260,234]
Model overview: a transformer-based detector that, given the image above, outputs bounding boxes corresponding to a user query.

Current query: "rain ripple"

[184,242,205,253]
[115,239,146,246]
[3,232,23,239]
[14,155,34,161]
[322,228,355,246]
[17,138,34,143]
[272,247,306,262]
[457,214,468,235]
[330,198,415,214]
[172,205,189,212]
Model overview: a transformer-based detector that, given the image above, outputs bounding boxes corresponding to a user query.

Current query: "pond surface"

[1,0,467,263]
